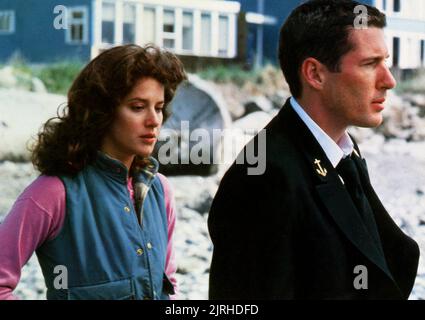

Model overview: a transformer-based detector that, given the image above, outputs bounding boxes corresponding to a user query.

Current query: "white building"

[374,0,425,69]
[91,0,240,60]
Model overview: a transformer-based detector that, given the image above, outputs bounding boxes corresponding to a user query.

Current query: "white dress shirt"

[290,97,354,168]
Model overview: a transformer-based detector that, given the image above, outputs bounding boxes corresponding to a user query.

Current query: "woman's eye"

[155,105,164,113]
[131,106,145,111]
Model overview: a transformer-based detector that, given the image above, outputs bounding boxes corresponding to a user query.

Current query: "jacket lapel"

[277,101,396,282]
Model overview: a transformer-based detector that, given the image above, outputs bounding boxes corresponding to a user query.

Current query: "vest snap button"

[147,242,153,249]
[136,248,143,256]
[124,206,130,213]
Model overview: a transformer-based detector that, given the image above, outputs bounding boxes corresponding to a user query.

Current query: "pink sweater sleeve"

[157,173,178,300]
[0,176,66,300]
[0,174,177,300]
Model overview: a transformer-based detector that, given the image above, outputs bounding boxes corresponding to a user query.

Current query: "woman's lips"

[140,134,156,144]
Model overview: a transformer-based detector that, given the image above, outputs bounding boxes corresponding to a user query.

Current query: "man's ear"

[300,58,327,91]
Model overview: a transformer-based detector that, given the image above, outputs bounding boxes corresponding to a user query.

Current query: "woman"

[0,44,186,300]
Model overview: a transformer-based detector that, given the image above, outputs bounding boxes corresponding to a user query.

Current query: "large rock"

[269,89,291,109]
[0,66,17,88]
[213,111,275,178]
[233,111,274,132]
[242,95,274,117]
[168,176,219,215]
[373,91,425,141]
[0,66,46,93]
[0,88,66,161]
[154,74,232,176]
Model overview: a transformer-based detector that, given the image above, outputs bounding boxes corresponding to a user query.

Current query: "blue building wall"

[236,0,375,65]
[0,0,92,63]
[0,0,20,61]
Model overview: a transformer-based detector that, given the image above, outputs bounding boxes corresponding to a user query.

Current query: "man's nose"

[379,63,397,90]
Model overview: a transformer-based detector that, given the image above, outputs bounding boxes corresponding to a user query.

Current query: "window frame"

[218,14,230,57]
[181,10,194,53]
[123,2,137,44]
[393,0,401,13]
[65,6,89,45]
[162,8,177,50]
[0,10,15,35]
[200,12,212,56]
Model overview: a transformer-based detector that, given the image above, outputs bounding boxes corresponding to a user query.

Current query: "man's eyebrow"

[360,54,390,62]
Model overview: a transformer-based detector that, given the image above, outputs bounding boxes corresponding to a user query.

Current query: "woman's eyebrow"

[127,97,148,103]
[126,97,164,104]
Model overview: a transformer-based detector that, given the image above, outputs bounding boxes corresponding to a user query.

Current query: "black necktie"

[336,154,384,253]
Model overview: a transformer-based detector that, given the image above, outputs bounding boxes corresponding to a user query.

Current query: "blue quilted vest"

[35,152,173,300]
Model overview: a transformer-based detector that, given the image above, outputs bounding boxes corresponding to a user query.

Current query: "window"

[66,7,88,44]
[102,2,115,44]
[393,0,400,12]
[182,12,193,51]
[382,0,386,11]
[392,37,400,67]
[0,10,15,34]
[218,15,229,56]
[123,3,136,44]
[163,10,175,33]
[143,7,156,44]
[200,13,212,55]
[163,9,175,49]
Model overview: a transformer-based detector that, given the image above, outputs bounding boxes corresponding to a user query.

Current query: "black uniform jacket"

[208,99,419,299]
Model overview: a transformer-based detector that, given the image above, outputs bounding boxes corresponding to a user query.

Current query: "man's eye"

[364,60,379,67]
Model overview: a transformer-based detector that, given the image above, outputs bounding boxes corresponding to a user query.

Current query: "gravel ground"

[1,137,424,300]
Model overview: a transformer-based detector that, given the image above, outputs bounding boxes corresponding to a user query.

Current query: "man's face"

[322,27,396,129]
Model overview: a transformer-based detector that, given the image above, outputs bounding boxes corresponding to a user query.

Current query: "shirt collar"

[290,97,354,167]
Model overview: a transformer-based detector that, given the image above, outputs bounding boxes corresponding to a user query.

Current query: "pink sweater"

[0,173,178,300]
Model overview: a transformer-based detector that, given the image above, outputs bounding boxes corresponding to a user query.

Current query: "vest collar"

[94,151,159,184]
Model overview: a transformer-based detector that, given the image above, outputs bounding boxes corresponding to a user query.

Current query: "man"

[208,0,419,299]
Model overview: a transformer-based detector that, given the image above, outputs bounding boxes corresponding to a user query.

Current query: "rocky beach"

[0,66,424,300]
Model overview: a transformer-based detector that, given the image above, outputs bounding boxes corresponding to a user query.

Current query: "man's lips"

[372,98,385,104]
[372,98,386,111]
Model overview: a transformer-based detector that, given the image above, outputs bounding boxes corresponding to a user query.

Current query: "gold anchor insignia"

[314,159,327,177]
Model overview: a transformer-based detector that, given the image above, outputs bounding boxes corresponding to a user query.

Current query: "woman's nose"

[145,108,161,127]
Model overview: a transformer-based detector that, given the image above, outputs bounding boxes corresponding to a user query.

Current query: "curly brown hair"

[31,44,187,176]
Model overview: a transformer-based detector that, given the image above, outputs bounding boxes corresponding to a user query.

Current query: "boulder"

[233,111,273,132]
[0,88,66,161]
[0,66,17,88]
[242,95,274,116]
[269,89,290,109]
[154,74,232,176]
[0,66,46,92]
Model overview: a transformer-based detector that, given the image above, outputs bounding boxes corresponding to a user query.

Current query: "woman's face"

[101,77,164,169]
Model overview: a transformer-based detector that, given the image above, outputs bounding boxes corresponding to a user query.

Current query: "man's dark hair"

[278,0,386,98]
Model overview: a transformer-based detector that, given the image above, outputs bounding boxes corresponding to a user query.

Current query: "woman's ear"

[300,57,327,91]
